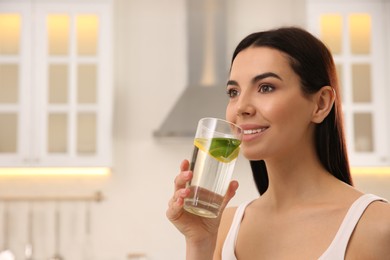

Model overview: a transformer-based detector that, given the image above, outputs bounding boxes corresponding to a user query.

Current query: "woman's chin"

[241,151,264,161]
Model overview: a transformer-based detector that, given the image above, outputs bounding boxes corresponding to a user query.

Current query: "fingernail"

[176,197,183,205]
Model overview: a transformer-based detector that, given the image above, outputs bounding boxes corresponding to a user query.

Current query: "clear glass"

[77,113,96,154]
[184,118,242,218]
[49,64,68,104]
[0,113,17,153]
[76,15,98,56]
[320,14,342,54]
[47,14,70,55]
[0,64,18,103]
[349,13,371,54]
[354,113,373,152]
[352,63,371,103]
[0,14,20,55]
[48,113,67,153]
[77,64,97,104]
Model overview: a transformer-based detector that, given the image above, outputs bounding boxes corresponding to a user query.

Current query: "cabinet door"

[0,0,112,167]
[307,0,389,166]
[0,1,32,166]
[34,1,112,166]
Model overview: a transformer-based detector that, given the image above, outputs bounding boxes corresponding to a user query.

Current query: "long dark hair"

[231,27,353,195]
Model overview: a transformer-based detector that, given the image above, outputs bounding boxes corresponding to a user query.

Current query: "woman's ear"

[312,86,336,123]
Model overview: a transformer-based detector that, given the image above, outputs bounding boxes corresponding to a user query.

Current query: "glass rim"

[199,117,242,129]
[198,117,243,139]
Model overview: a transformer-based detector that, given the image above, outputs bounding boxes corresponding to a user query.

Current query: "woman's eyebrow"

[227,72,282,87]
[226,80,238,86]
[252,72,282,83]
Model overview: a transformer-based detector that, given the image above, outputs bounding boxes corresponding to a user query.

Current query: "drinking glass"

[184,117,243,218]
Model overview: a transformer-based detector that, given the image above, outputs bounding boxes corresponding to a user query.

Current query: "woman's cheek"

[226,102,236,122]
[261,99,285,121]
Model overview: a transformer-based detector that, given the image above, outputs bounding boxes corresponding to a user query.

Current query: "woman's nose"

[236,93,255,117]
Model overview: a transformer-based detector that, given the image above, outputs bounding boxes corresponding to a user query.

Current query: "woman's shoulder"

[351,195,390,257]
[362,195,390,228]
[362,196,390,232]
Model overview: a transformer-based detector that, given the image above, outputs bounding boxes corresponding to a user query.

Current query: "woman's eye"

[259,84,274,93]
[226,89,240,98]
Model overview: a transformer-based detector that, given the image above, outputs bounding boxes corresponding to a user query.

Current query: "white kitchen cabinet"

[307,0,390,167]
[0,0,112,167]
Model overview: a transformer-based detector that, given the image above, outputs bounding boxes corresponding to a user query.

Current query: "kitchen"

[0,0,389,259]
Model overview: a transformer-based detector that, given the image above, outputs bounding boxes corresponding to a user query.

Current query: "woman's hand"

[166,160,239,259]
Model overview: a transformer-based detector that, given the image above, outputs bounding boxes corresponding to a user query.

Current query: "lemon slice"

[194,138,241,163]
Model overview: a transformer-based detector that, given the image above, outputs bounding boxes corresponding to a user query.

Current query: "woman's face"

[226,47,317,161]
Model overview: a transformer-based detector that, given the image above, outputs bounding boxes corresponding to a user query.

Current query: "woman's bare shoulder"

[363,198,390,232]
[364,197,390,226]
[353,197,390,257]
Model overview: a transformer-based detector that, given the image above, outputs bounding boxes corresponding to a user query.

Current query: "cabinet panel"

[49,64,68,104]
[0,64,19,103]
[47,14,70,55]
[353,113,373,152]
[77,113,96,154]
[320,14,342,54]
[349,14,371,54]
[0,113,17,153]
[352,63,371,103]
[77,64,97,104]
[48,113,68,153]
[76,14,98,56]
[0,14,20,54]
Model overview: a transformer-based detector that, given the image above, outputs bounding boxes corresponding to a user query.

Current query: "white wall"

[111,0,306,258]
[0,1,389,260]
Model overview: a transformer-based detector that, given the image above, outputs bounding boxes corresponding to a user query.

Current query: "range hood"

[154,0,229,138]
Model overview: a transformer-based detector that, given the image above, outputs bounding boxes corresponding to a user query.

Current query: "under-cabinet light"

[0,167,111,176]
[351,167,390,176]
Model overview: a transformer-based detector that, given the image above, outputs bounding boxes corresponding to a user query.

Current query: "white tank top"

[221,194,387,260]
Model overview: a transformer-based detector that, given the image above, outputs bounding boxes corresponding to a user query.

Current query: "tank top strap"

[221,200,253,260]
[319,194,388,259]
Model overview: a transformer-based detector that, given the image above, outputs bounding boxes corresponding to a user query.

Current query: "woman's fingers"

[167,188,190,221]
[169,188,190,207]
[180,159,190,171]
[174,160,192,191]
[167,160,192,221]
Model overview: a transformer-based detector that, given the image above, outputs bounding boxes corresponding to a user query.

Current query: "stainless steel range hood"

[154,0,228,138]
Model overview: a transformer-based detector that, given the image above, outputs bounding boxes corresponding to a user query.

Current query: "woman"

[166,27,390,259]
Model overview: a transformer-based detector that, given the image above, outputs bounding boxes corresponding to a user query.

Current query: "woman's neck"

[262,145,336,210]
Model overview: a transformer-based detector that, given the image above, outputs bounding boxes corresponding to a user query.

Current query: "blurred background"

[0,0,389,259]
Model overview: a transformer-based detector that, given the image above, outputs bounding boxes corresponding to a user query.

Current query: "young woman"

[166,27,390,259]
